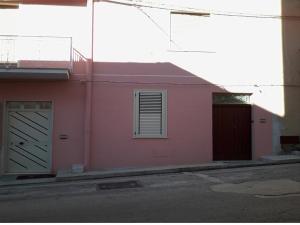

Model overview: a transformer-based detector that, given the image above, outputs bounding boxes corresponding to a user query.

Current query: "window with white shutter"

[134,90,167,138]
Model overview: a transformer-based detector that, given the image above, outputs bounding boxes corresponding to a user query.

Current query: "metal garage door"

[6,101,52,174]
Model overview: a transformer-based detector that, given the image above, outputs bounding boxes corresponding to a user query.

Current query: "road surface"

[0,163,299,222]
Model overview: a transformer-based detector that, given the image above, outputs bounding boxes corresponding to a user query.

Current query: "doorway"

[213,94,252,160]
[5,101,52,174]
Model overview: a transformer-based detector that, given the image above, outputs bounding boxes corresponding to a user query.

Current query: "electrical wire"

[136,6,182,49]
[81,0,300,88]
[68,78,300,88]
[97,0,300,20]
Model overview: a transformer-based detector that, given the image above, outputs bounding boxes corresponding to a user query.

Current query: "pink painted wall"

[90,84,213,170]
[90,63,216,169]
[87,62,273,170]
[0,0,285,173]
[18,60,72,70]
[252,105,273,159]
[0,81,85,172]
[0,61,274,173]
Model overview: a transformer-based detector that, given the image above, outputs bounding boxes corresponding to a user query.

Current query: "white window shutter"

[139,92,163,135]
[134,90,167,138]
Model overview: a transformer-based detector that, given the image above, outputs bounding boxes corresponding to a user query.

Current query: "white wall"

[1,0,291,155]
[93,0,284,117]
[0,3,92,57]
[0,0,285,116]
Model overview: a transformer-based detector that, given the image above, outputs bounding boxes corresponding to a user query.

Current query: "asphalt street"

[0,163,299,222]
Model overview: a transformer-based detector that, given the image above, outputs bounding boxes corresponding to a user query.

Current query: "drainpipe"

[83,0,94,171]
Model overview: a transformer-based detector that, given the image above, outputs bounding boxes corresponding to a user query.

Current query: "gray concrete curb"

[55,159,300,182]
[1,159,300,188]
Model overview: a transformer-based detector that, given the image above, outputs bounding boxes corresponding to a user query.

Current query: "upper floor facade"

[0,0,89,76]
[0,0,299,171]
[1,1,299,114]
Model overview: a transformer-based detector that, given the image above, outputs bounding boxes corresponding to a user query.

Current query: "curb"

[1,159,300,188]
[55,159,300,182]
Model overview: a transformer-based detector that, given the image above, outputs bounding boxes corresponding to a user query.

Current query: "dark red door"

[213,104,252,160]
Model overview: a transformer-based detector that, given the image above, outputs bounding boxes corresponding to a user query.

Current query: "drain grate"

[16,174,56,180]
[97,180,142,190]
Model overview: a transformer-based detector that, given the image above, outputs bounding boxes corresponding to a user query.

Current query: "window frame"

[133,90,167,139]
[213,93,252,105]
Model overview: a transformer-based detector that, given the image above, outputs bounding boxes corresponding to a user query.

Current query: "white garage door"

[6,101,52,174]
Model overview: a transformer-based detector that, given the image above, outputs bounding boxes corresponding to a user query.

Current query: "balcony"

[0,35,72,80]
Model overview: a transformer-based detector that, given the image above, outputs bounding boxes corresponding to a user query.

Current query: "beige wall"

[281,0,300,137]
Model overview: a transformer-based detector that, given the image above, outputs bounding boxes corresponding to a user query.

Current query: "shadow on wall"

[90,62,222,168]
[93,62,204,76]
[92,61,228,86]
[86,61,274,169]
[0,60,275,171]
[11,48,89,75]
[281,0,300,151]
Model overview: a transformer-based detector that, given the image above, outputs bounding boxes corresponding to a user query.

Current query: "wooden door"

[213,104,251,160]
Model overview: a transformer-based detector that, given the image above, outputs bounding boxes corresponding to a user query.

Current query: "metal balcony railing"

[0,35,73,70]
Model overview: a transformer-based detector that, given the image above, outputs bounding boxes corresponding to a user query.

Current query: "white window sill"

[133,135,168,139]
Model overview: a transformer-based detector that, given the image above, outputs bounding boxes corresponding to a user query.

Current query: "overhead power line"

[97,0,300,20]
[68,78,300,88]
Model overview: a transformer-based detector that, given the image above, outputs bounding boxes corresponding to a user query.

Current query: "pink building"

[0,0,298,175]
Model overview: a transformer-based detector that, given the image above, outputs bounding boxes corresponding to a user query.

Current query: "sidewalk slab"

[56,162,227,182]
[260,154,300,162]
[56,158,300,182]
[0,177,56,188]
[292,150,300,156]
[1,156,300,188]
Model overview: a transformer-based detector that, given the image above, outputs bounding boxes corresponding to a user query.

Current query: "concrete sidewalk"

[1,154,300,188]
